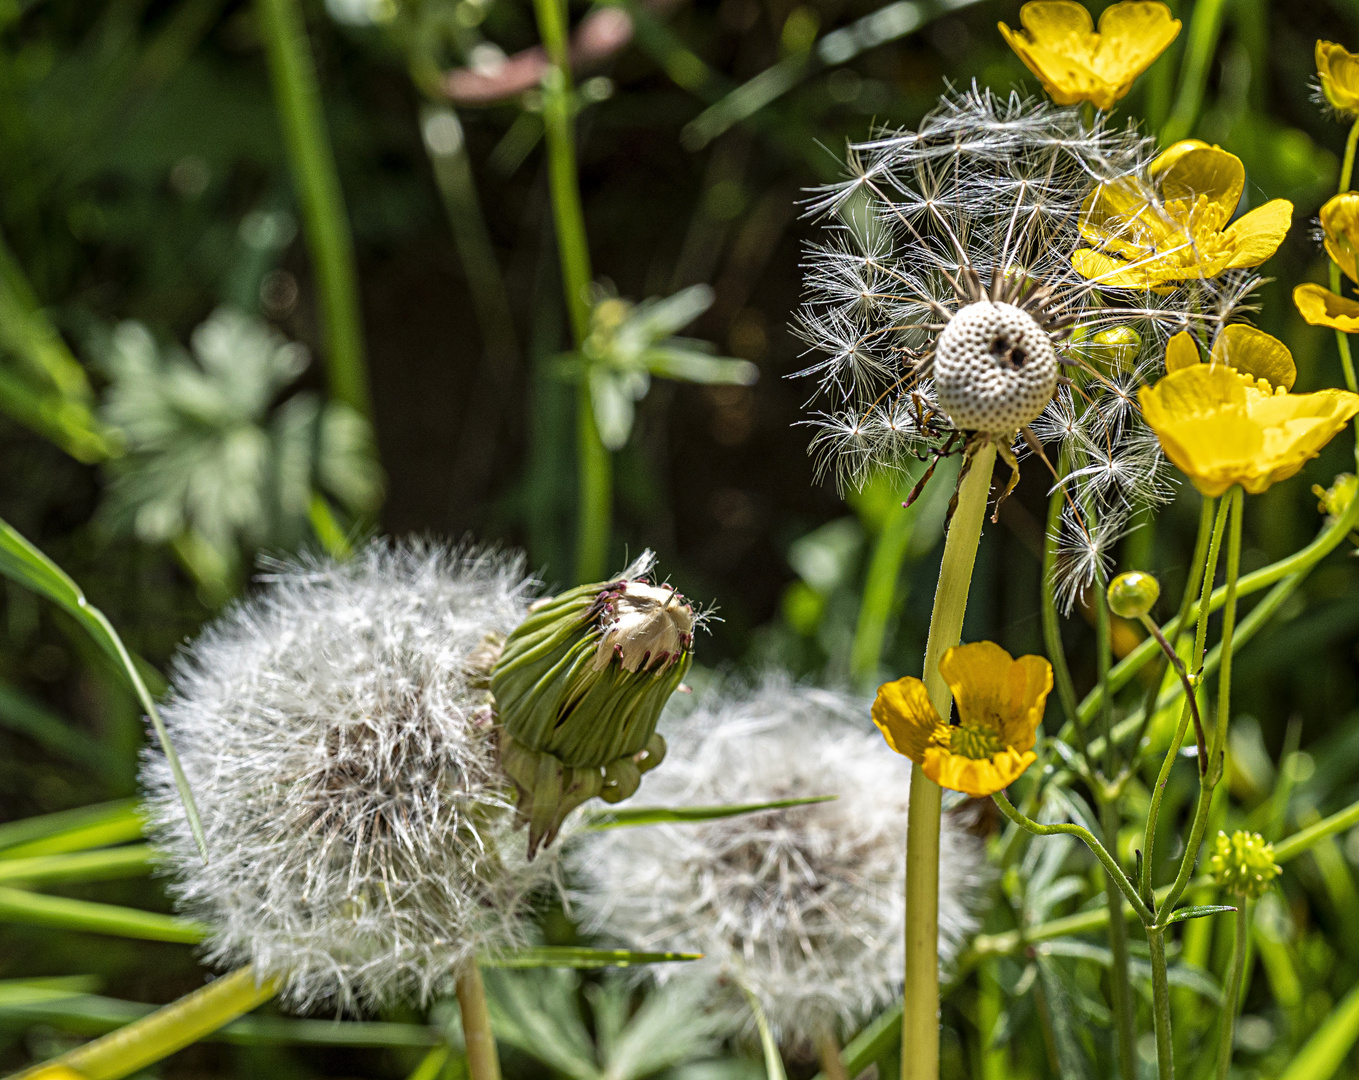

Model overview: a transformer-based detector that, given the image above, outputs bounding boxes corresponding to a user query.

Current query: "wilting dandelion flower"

[796,86,1273,607]
[569,674,986,1050]
[141,541,549,1013]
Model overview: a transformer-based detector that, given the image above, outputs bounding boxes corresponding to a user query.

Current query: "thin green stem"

[1147,928,1175,1080]
[16,966,277,1080]
[1095,569,1115,778]
[1331,118,1359,397]
[743,986,789,1080]
[903,440,996,1080]
[1141,496,1225,901]
[850,478,922,689]
[530,0,609,583]
[0,885,206,942]
[256,0,370,419]
[456,965,501,1080]
[993,790,1152,923]
[1041,460,1085,754]
[1100,797,1137,1080]
[1216,900,1250,1080]
[1160,0,1229,145]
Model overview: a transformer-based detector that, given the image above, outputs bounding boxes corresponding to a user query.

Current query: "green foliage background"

[2,0,1359,1076]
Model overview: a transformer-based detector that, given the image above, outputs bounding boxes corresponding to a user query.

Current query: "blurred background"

[3,0,1359,1075]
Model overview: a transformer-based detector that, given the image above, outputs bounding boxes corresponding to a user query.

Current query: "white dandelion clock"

[140,541,549,1014]
[568,674,987,1051]
[796,87,1266,607]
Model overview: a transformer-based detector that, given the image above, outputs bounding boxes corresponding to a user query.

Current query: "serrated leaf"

[1163,904,1237,925]
[485,947,702,969]
[584,795,836,830]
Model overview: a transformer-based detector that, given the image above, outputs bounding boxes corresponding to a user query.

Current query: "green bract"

[491,553,696,858]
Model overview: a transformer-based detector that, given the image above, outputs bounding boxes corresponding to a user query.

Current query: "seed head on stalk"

[796,86,1266,608]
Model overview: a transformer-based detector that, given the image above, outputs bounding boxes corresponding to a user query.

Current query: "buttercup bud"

[491,551,697,857]
[1314,473,1358,519]
[1209,830,1280,899]
[1107,570,1160,619]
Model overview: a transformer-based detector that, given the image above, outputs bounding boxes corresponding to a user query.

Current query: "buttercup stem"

[531,0,611,584]
[1147,928,1175,1080]
[1160,0,1229,146]
[1216,900,1250,1080]
[17,966,277,1080]
[1331,117,1359,399]
[1141,495,1227,904]
[1161,487,1244,921]
[456,964,502,1080]
[1139,614,1207,767]
[1041,455,1086,754]
[1095,569,1115,778]
[902,439,996,1080]
[1100,796,1138,1080]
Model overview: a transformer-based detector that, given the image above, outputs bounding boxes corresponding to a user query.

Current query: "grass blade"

[0,518,205,858]
[0,846,154,886]
[0,800,141,855]
[1278,980,1359,1080]
[583,795,836,830]
[0,886,205,943]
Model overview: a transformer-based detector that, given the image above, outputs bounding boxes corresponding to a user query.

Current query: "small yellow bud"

[1107,571,1160,619]
[1209,830,1280,899]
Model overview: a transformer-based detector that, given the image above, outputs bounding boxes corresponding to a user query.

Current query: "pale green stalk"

[1216,901,1250,1080]
[903,441,995,1080]
[15,966,277,1080]
[744,986,789,1080]
[456,965,501,1080]
[531,0,610,584]
[1100,796,1137,1080]
[1160,0,1229,145]
[1146,928,1174,1080]
[257,0,371,420]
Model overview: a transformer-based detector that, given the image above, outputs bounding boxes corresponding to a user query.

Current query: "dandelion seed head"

[568,673,987,1051]
[141,540,550,1014]
[935,301,1058,433]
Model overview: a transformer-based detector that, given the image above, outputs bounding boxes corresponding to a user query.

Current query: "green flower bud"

[1107,570,1160,619]
[1085,325,1142,372]
[1209,830,1280,899]
[1314,473,1358,520]
[491,553,696,858]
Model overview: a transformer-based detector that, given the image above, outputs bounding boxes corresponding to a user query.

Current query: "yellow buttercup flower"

[1321,193,1359,284]
[1072,141,1293,288]
[1162,326,1296,390]
[872,642,1053,798]
[1317,41,1359,116]
[1295,282,1359,333]
[999,1,1180,111]
[1140,364,1359,497]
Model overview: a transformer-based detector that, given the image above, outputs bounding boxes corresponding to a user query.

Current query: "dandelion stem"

[256,0,371,420]
[1329,118,1359,398]
[15,966,277,1080]
[531,0,610,583]
[1216,900,1250,1080]
[903,439,995,1080]
[455,964,501,1080]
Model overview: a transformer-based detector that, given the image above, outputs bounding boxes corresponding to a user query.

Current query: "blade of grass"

[1277,980,1359,1080]
[0,800,141,855]
[0,886,206,943]
[0,845,153,886]
[583,795,836,829]
[0,518,204,858]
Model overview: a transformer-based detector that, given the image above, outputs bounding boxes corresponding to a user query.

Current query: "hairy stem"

[456,964,502,1080]
[1101,796,1138,1080]
[903,440,996,1080]
[1216,901,1250,1080]
[17,966,276,1080]
[256,0,370,419]
[1041,459,1085,754]
[1147,928,1175,1080]
[531,0,610,583]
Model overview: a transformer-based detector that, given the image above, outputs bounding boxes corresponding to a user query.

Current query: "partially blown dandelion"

[142,542,548,1013]
[569,675,986,1050]
[796,87,1272,608]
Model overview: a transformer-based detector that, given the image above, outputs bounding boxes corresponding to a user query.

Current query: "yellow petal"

[1156,146,1243,229]
[871,676,940,763]
[1220,199,1293,269]
[1321,193,1359,285]
[1210,324,1296,391]
[1001,654,1053,753]
[1317,40,1359,116]
[1092,2,1181,96]
[1164,330,1201,371]
[1149,139,1214,178]
[1294,282,1359,332]
[922,745,1038,798]
[939,641,1015,731]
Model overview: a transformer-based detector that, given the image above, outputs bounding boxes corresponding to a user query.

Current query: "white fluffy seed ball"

[141,541,548,1014]
[568,674,987,1051]
[934,301,1058,433]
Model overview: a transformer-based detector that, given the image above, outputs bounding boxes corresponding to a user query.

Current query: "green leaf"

[1279,980,1359,1080]
[0,976,101,1008]
[1164,904,1237,925]
[584,794,837,830]
[0,517,205,858]
[0,799,142,856]
[483,968,600,1080]
[486,947,702,969]
[0,845,154,887]
[0,885,206,943]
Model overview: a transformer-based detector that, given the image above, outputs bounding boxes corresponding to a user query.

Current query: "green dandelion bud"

[1085,325,1142,371]
[1209,830,1280,899]
[491,552,697,858]
[1107,570,1160,618]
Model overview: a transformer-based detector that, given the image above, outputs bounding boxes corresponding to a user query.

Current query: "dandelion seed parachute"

[568,674,987,1050]
[795,86,1261,608]
[141,541,550,1014]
